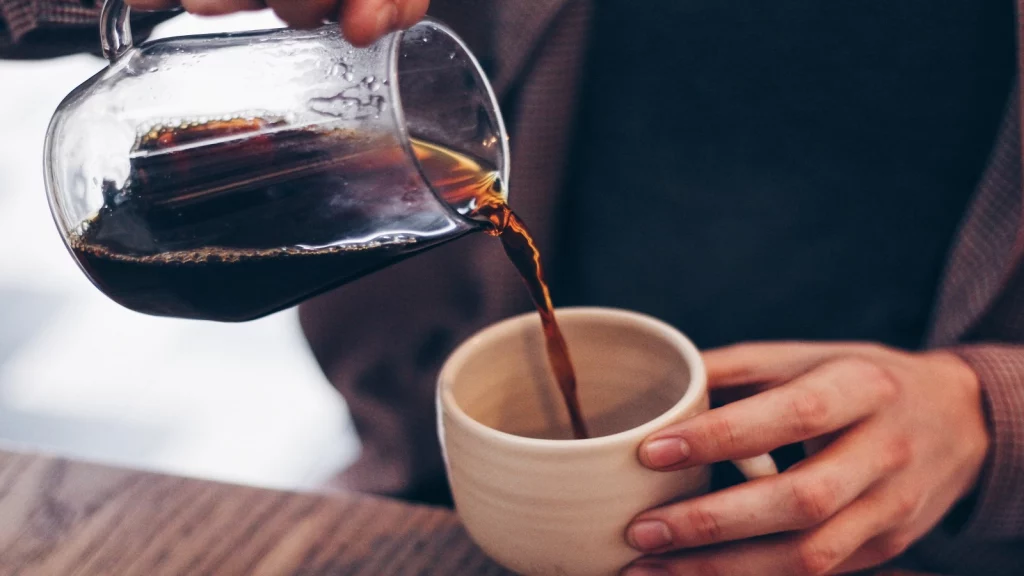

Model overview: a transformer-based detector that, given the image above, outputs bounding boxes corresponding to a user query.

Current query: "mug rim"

[437,306,708,451]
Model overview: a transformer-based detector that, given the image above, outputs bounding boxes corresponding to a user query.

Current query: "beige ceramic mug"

[437,307,777,576]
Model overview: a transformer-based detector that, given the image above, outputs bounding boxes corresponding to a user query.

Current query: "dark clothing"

[558,0,1016,350]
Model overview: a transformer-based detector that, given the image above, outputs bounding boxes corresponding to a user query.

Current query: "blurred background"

[0,10,360,491]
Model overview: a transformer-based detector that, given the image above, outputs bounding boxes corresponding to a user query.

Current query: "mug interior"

[443,308,697,440]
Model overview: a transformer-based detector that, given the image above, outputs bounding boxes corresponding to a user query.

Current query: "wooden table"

[0,447,510,575]
[0,447,943,576]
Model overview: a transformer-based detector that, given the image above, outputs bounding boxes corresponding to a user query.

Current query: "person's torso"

[554,0,1016,350]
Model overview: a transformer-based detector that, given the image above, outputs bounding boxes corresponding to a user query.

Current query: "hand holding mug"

[625,343,989,576]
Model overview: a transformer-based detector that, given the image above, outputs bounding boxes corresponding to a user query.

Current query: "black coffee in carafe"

[70,118,590,439]
[68,118,483,321]
[47,15,591,435]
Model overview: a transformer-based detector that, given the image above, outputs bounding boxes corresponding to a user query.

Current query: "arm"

[948,345,1024,540]
[298,236,500,502]
[1,0,97,43]
[0,0,172,59]
[128,0,429,46]
[1,0,432,59]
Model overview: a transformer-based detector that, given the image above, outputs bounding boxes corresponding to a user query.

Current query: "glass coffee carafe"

[44,0,509,321]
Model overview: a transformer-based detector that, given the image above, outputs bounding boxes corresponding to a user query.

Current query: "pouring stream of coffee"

[414,141,590,440]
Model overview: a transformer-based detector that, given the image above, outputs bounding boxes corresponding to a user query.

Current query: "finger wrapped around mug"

[638,356,898,471]
[626,420,908,554]
[623,480,923,576]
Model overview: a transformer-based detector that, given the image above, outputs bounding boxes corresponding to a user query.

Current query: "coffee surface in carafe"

[70,120,480,321]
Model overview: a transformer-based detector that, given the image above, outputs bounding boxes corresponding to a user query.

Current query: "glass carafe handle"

[100,0,133,63]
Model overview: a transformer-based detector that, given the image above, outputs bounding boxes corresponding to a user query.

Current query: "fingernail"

[375,2,399,36]
[627,520,673,551]
[643,437,690,468]
[622,564,670,576]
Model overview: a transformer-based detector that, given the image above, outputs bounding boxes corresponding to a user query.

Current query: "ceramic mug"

[437,307,777,576]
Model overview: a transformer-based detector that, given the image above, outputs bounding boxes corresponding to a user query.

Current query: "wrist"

[928,350,982,401]
[928,350,990,496]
